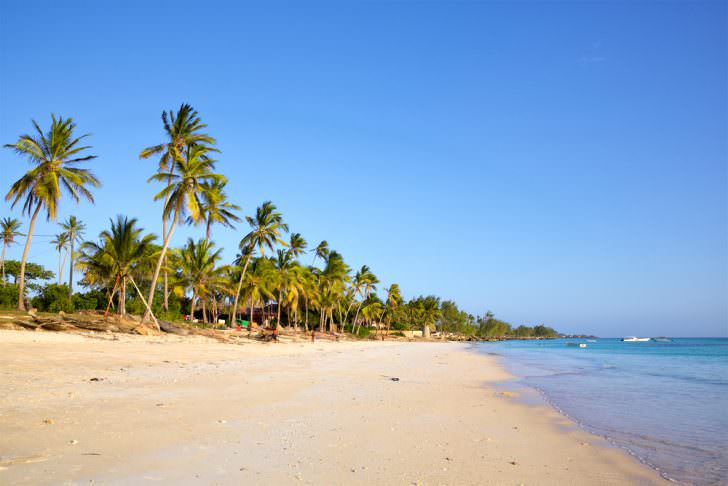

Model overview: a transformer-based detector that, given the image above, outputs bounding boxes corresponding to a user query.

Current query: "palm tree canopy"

[173,238,229,300]
[1,218,23,245]
[314,240,329,260]
[79,215,157,283]
[288,233,307,257]
[148,145,224,223]
[139,103,217,171]
[60,215,86,244]
[189,180,241,230]
[239,201,289,257]
[4,115,100,220]
[50,233,69,252]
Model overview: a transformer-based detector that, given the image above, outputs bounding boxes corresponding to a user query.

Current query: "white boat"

[621,337,651,342]
[566,342,588,348]
[579,343,587,348]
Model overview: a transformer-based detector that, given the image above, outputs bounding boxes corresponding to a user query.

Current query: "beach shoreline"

[0,331,665,485]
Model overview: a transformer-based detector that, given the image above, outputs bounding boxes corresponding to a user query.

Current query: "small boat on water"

[587,339,597,343]
[621,337,651,342]
[566,342,588,348]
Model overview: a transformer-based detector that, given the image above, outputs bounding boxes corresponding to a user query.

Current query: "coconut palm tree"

[230,201,289,321]
[351,266,379,335]
[144,145,223,324]
[239,257,276,331]
[0,218,22,285]
[312,240,329,266]
[4,115,100,310]
[140,103,217,311]
[60,215,86,293]
[173,238,228,323]
[380,283,403,338]
[50,232,70,284]
[317,251,350,332]
[191,180,241,243]
[79,216,156,316]
[288,233,308,258]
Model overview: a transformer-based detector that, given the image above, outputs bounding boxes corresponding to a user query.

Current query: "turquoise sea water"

[477,338,728,485]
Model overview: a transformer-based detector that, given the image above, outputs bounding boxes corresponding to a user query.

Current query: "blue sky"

[1,1,726,337]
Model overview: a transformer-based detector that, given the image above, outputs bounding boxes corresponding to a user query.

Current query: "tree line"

[1,105,558,338]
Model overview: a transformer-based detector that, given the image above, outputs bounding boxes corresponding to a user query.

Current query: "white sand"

[0,330,664,485]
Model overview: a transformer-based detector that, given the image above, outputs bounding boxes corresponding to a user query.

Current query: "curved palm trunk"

[57,250,63,284]
[17,203,42,311]
[276,289,283,329]
[104,275,120,317]
[205,220,211,244]
[352,301,364,335]
[59,247,69,284]
[143,208,178,327]
[230,255,251,322]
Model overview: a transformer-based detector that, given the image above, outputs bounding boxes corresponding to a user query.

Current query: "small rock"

[70,440,79,445]
[217,419,227,424]
[509,461,517,466]
[43,419,54,425]
[294,473,303,480]
[390,377,400,381]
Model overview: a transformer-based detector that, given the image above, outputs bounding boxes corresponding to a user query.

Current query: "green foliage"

[477,315,513,337]
[2,260,54,284]
[356,326,371,338]
[0,284,19,309]
[72,289,106,311]
[31,284,74,312]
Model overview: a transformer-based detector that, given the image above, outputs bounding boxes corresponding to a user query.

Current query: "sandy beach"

[0,331,664,485]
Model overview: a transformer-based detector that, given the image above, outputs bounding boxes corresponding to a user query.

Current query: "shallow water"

[476,338,728,485]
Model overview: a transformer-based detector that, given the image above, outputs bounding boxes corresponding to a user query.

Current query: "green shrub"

[0,284,19,309]
[356,326,371,338]
[72,289,106,311]
[391,331,405,337]
[31,284,73,313]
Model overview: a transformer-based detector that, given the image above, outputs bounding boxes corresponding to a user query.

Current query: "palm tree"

[230,201,289,322]
[79,216,156,316]
[239,257,276,331]
[60,215,86,293]
[174,238,228,323]
[140,103,216,311]
[317,251,350,332]
[288,233,308,258]
[380,284,403,338]
[193,180,241,243]
[50,232,70,284]
[4,115,100,310]
[351,266,379,335]
[312,240,329,265]
[144,145,223,324]
[0,218,22,285]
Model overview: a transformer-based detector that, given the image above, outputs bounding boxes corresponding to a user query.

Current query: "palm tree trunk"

[104,275,120,317]
[190,291,197,319]
[230,255,251,322]
[205,220,211,243]
[120,277,127,315]
[276,290,283,328]
[17,202,42,311]
[143,208,178,327]
[68,234,75,293]
[1,242,7,285]
[60,247,69,284]
[57,250,62,284]
[202,300,207,324]
[304,297,309,332]
[353,301,364,335]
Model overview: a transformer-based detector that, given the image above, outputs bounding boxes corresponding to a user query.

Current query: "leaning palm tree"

[60,215,86,293]
[79,216,156,315]
[230,201,289,321]
[50,232,70,284]
[0,218,22,284]
[191,180,241,243]
[140,103,217,311]
[4,115,100,310]
[144,145,223,324]
[352,266,379,335]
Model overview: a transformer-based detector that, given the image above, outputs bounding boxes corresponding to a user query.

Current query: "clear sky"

[1,1,726,337]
